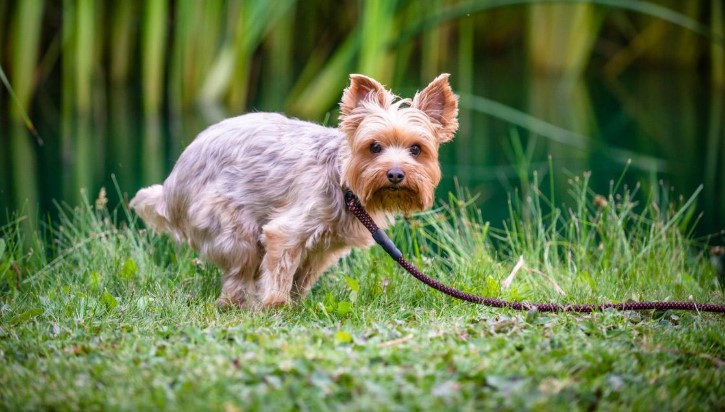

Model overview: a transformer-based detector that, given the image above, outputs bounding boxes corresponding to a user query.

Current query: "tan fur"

[130,74,459,309]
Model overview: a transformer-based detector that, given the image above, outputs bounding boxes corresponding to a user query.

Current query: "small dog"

[130,74,458,308]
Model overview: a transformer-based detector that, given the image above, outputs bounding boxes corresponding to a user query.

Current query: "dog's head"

[339,74,459,214]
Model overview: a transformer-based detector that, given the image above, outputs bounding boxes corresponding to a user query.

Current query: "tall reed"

[109,2,137,84]
[527,3,603,76]
[1,0,724,237]
[74,0,95,114]
[2,0,721,119]
[10,0,44,116]
[8,0,44,238]
[142,0,168,116]
[358,0,397,84]
[712,0,724,88]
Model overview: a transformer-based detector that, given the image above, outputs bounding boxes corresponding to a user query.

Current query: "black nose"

[387,168,405,184]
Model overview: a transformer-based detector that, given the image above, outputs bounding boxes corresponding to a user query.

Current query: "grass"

[1,173,724,411]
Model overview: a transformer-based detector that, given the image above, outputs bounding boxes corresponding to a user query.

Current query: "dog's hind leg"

[257,225,303,308]
[217,270,257,309]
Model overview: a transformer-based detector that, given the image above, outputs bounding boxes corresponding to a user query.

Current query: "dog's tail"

[129,185,173,234]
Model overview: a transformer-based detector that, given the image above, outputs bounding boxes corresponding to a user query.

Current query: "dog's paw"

[215,295,248,310]
[261,290,290,308]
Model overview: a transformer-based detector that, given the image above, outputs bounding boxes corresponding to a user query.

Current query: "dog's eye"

[409,144,421,157]
[370,142,383,154]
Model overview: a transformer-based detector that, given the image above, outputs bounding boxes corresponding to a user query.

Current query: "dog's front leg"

[292,247,350,301]
[258,225,302,307]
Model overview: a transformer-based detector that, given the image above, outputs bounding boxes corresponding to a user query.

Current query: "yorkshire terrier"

[130,74,459,308]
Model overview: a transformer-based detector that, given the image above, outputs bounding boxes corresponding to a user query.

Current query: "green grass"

[1,174,724,411]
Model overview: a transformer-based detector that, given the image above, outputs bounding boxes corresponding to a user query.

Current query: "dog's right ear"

[412,73,459,143]
[339,74,391,135]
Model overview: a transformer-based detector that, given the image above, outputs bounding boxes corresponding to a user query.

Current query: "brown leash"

[344,190,725,313]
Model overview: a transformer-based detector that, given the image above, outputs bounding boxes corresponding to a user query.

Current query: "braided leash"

[344,190,725,313]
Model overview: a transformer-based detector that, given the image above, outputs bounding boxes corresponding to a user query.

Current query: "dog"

[130,73,459,308]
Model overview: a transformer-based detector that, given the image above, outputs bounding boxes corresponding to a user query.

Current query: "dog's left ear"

[412,73,459,143]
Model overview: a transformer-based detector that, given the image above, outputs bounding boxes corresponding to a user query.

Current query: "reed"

[7,1,44,237]
[1,0,724,236]
[1,0,721,119]
[286,29,359,119]
[227,0,297,109]
[9,0,44,117]
[141,0,168,116]
[527,3,603,76]
[109,2,137,84]
[358,0,397,84]
[74,0,95,114]
[260,7,294,110]
[637,1,703,67]
[712,0,724,88]
[170,1,222,109]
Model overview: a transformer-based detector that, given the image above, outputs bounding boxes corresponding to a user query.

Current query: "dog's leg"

[292,248,350,300]
[258,226,302,307]
[216,270,257,309]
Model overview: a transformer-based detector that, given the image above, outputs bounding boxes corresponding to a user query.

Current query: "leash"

[344,190,725,313]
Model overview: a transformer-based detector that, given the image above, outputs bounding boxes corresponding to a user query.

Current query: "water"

[1,63,724,243]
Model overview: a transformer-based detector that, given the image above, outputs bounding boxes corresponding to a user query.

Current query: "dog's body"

[131,74,458,308]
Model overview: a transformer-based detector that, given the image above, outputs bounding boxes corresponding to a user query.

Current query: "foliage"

[1,173,723,410]
[0,0,721,122]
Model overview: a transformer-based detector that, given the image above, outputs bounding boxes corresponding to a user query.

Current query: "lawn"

[1,174,724,411]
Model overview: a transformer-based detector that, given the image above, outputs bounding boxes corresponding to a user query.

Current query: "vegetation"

[1,3,723,407]
[1,0,722,120]
[1,172,723,410]
[1,1,723,228]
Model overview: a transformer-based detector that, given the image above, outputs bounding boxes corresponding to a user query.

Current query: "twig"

[501,256,525,290]
[500,255,566,296]
[378,334,413,348]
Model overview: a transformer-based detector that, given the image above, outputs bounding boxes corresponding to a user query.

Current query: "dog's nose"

[387,168,405,184]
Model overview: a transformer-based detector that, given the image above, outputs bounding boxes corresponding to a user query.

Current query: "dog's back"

[130,112,346,258]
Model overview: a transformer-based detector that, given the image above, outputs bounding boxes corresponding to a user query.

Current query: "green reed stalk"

[170,0,197,111]
[0,2,8,52]
[390,2,417,87]
[227,0,296,110]
[171,1,225,110]
[527,3,603,76]
[227,0,256,109]
[75,0,95,114]
[358,0,397,84]
[639,1,702,67]
[713,0,724,88]
[61,0,74,177]
[10,0,44,116]
[420,0,447,82]
[109,2,137,84]
[8,0,44,237]
[453,11,474,189]
[260,5,295,110]
[394,0,718,53]
[142,0,168,115]
[287,30,360,119]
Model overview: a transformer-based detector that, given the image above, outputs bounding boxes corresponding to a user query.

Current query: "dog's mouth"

[376,184,412,194]
[364,185,426,214]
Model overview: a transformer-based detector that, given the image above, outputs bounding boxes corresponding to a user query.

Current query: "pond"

[1,58,724,243]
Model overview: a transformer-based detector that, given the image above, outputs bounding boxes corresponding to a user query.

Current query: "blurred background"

[0,0,723,241]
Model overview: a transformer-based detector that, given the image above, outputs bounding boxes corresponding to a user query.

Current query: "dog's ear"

[412,73,459,143]
[339,74,392,135]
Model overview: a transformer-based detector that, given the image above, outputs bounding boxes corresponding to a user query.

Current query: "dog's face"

[339,74,459,214]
